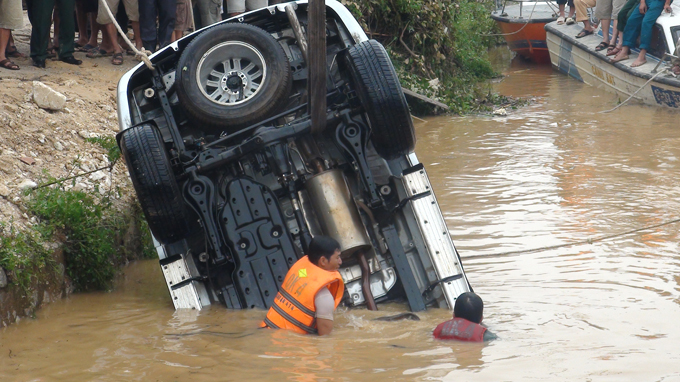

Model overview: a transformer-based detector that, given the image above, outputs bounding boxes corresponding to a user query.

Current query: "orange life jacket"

[260,255,344,334]
[433,317,487,342]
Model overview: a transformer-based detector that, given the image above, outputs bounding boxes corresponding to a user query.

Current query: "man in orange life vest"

[261,236,345,335]
[433,292,497,342]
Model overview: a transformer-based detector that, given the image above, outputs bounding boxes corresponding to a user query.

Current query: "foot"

[32,59,46,68]
[557,16,566,25]
[610,53,629,63]
[630,57,647,67]
[0,59,20,70]
[60,56,83,65]
[78,43,96,52]
[672,64,680,76]
[575,29,594,38]
[566,17,575,25]
[86,48,114,58]
[111,52,124,65]
[606,46,621,56]
[5,46,25,58]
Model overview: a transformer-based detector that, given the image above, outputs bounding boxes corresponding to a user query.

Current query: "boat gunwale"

[490,13,556,24]
[545,22,680,89]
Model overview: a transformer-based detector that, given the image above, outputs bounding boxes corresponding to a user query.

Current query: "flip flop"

[575,29,594,38]
[0,59,20,70]
[595,42,609,51]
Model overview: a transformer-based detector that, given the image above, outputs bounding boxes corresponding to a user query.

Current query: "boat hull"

[495,21,551,64]
[546,22,680,109]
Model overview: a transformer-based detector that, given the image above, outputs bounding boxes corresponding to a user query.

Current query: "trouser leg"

[157,0,176,48]
[30,0,57,61]
[138,0,158,51]
[57,0,76,58]
[638,0,664,50]
[617,0,639,32]
[622,6,644,47]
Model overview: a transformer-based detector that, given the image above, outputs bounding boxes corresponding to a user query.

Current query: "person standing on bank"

[29,0,83,67]
[433,292,498,342]
[261,236,344,336]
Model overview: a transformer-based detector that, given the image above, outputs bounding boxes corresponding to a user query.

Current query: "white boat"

[545,4,680,109]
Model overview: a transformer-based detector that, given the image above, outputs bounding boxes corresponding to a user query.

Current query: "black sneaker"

[60,56,82,65]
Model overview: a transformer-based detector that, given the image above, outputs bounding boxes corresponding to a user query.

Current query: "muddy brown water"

[2,57,680,381]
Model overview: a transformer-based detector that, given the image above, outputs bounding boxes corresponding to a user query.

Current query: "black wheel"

[343,40,416,159]
[175,23,292,132]
[120,124,188,244]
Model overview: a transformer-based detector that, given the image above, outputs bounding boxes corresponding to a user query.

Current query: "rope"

[482,1,539,37]
[599,68,668,113]
[461,217,680,260]
[98,0,154,70]
[36,159,119,189]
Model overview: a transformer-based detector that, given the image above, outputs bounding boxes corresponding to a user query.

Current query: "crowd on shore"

[556,0,679,73]
[0,0,278,70]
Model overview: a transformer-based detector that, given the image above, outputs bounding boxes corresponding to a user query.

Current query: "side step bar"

[403,157,471,308]
[155,238,211,310]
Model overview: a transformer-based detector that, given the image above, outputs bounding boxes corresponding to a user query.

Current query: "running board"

[156,237,211,310]
[402,163,470,308]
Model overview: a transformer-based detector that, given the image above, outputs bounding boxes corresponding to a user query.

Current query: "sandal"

[595,42,609,51]
[46,46,58,58]
[86,48,113,58]
[575,29,594,38]
[78,43,96,52]
[565,17,575,25]
[0,59,20,70]
[557,16,566,25]
[111,52,124,65]
[5,45,25,58]
[606,46,621,56]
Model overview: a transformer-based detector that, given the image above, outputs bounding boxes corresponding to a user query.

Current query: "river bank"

[0,23,154,326]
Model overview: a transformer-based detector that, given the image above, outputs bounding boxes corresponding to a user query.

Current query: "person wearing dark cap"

[260,235,344,336]
[433,292,497,342]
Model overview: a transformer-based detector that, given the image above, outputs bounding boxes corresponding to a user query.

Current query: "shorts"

[175,0,192,31]
[595,0,627,19]
[556,0,574,6]
[226,0,267,14]
[0,0,24,30]
[96,0,139,24]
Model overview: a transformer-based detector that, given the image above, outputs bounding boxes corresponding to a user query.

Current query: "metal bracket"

[183,172,229,263]
[334,111,382,207]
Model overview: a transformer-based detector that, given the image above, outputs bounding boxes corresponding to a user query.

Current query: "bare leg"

[600,18,611,44]
[559,4,565,17]
[87,14,100,47]
[0,28,10,63]
[104,23,122,54]
[75,0,89,46]
[131,21,142,49]
[630,49,647,67]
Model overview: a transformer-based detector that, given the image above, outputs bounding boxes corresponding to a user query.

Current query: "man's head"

[453,292,484,324]
[308,236,342,271]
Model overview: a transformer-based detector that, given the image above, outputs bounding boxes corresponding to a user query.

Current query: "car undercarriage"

[116,0,471,312]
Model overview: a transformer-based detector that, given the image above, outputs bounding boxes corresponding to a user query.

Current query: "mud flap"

[220,178,301,309]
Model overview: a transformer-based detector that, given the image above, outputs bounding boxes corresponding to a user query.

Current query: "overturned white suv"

[116,0,470,312]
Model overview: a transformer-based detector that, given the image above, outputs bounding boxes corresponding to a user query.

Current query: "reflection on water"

[2,52,680,381]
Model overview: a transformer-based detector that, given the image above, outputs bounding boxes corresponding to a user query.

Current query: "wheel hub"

[222,71,248,94]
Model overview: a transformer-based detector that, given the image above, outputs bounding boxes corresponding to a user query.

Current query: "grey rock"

[0,184,10,198]
[17,179,38,190]
[32,81,67,111]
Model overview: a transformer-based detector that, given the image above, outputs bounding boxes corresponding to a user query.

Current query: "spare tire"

[120,124,188,244]
[343,40,416,159]
[176,23,292,133]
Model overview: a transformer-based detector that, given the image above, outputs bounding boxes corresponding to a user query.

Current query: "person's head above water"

[453,292,484,324]
[307,236,342,271]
